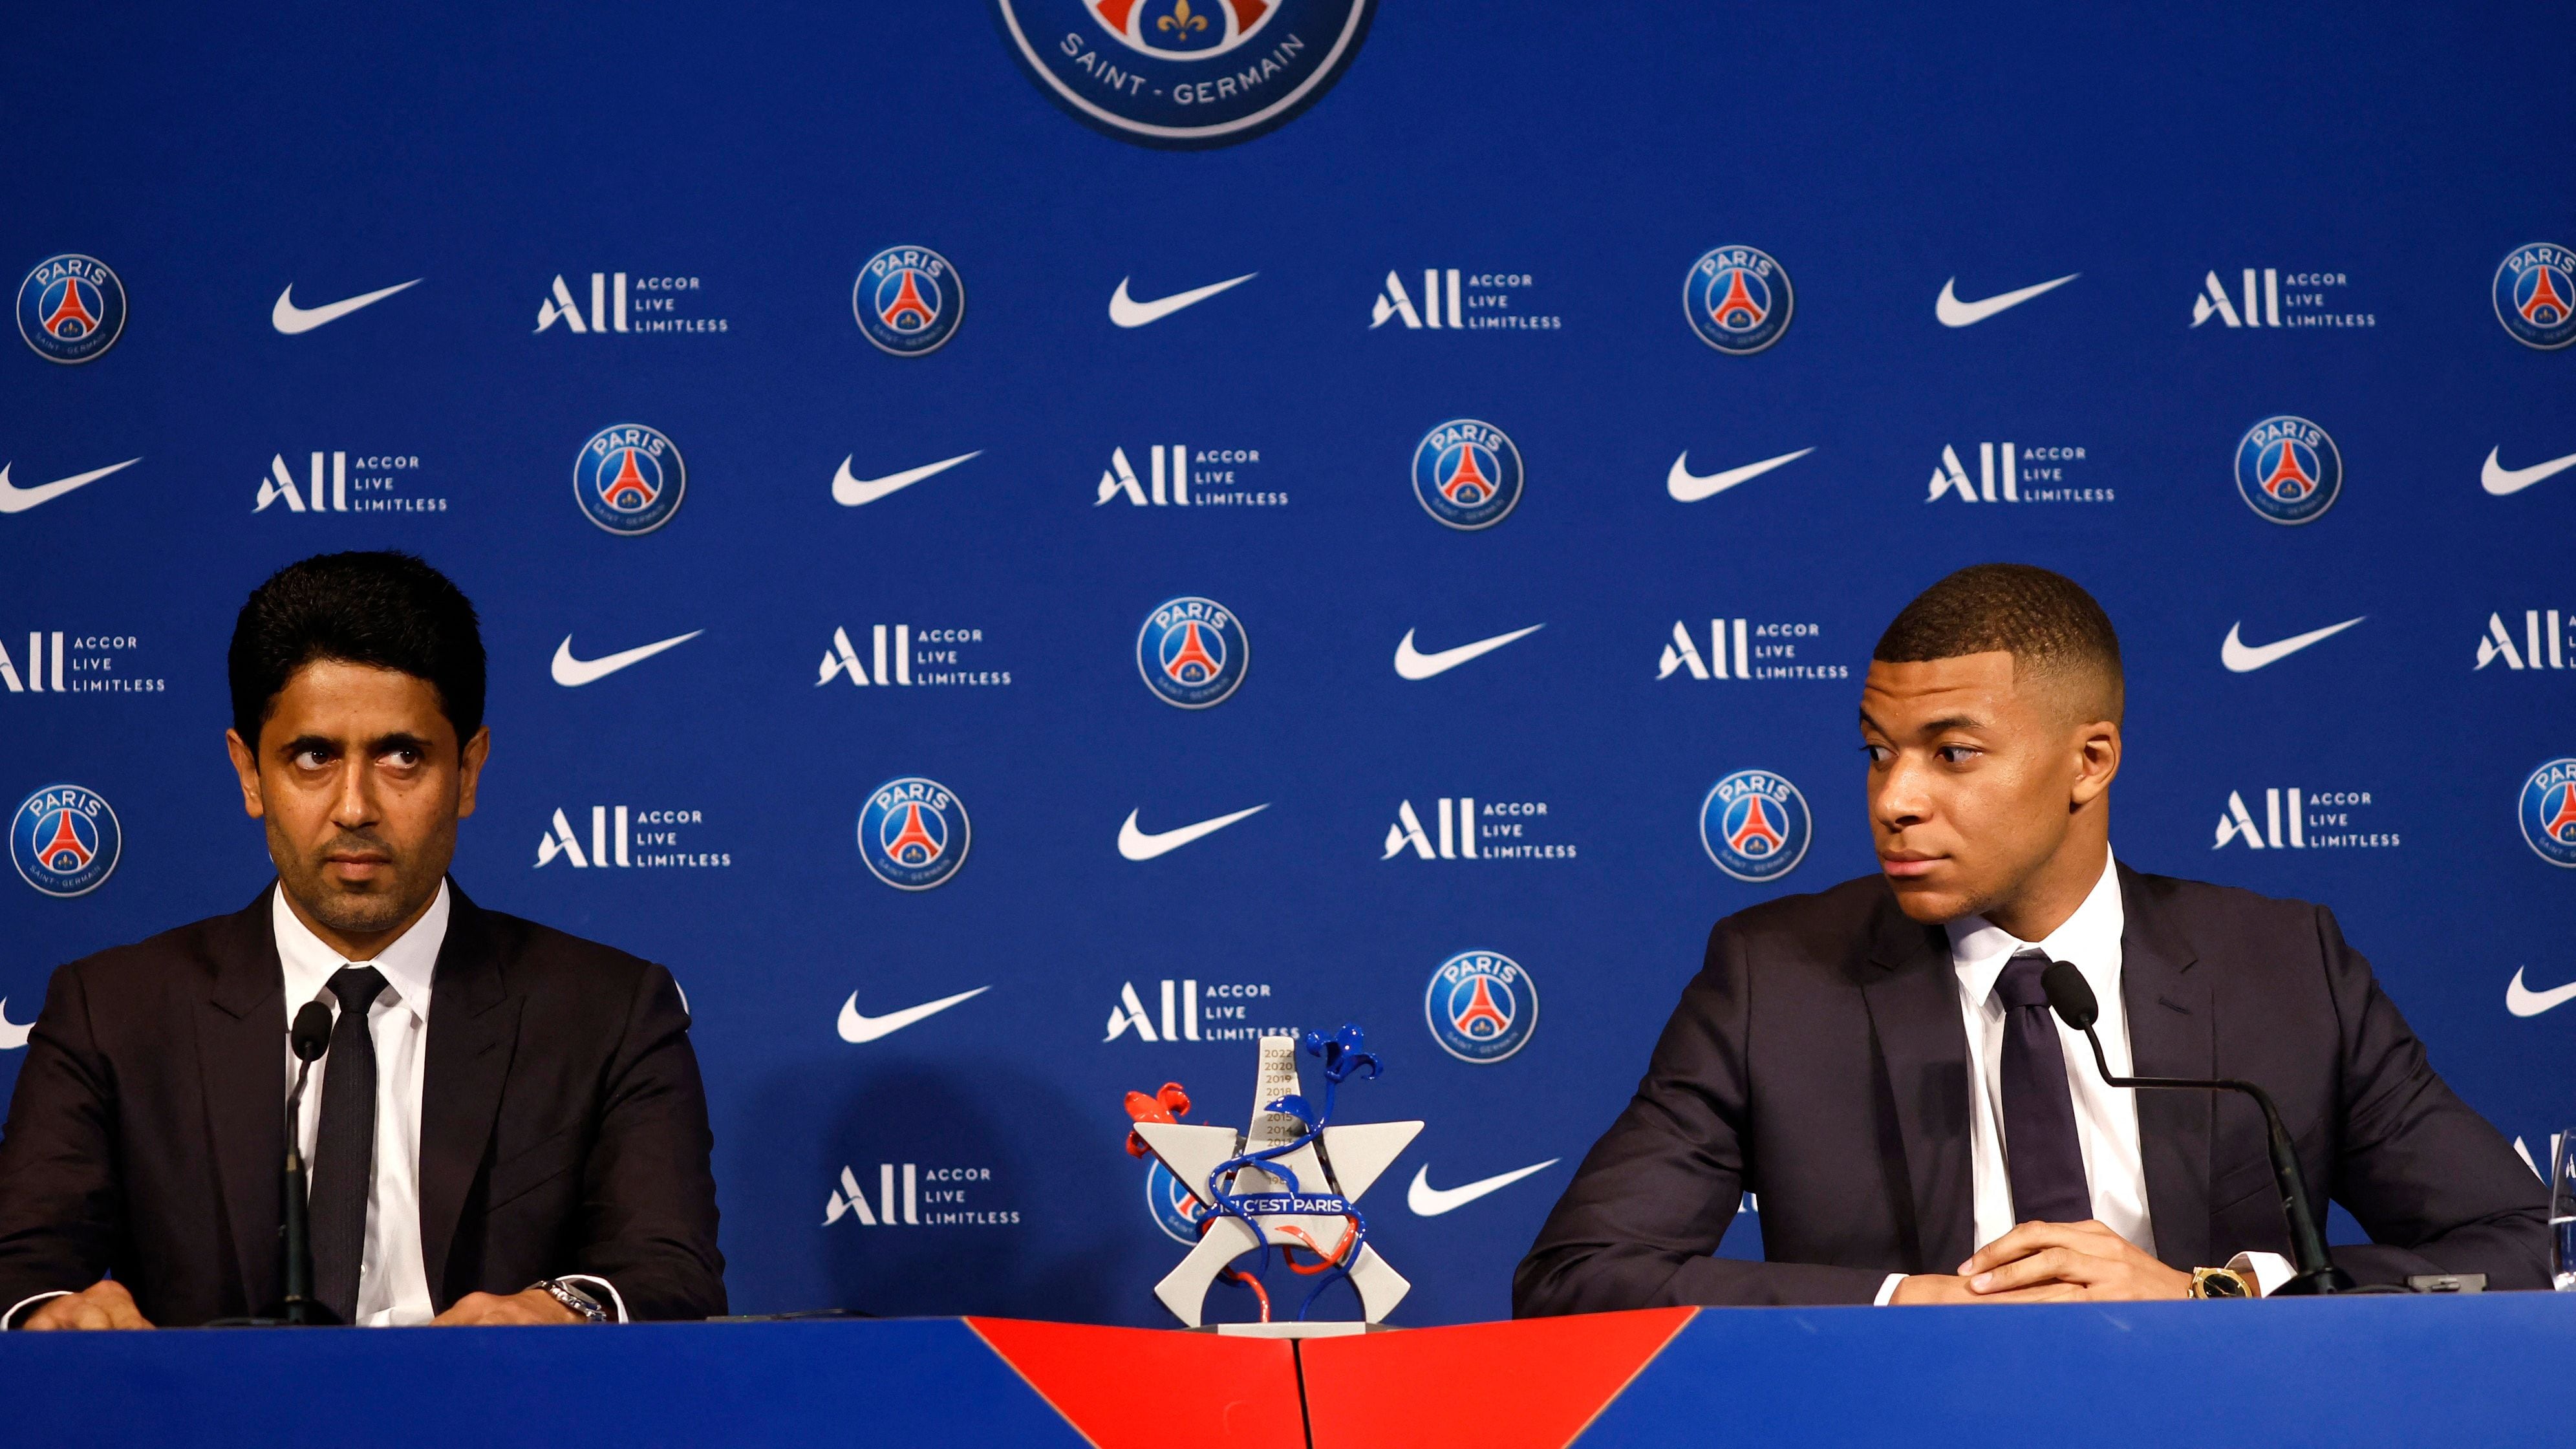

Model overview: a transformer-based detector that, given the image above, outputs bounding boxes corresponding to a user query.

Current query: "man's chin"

[1883,875,1975,925]
[294,877,421,938]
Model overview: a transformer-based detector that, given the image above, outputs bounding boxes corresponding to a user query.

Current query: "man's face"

[224,660,488,945]
[1859,651,2110,925]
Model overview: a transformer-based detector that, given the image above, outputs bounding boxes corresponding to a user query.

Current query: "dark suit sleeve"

[568,964,725,1319]
[1514,923,1888,1314]
[2309,907,2551,1289]
[0,961,123,1316]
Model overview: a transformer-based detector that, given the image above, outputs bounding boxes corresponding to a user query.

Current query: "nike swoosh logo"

[271,279,422,334]
[0,998,29,1051]
[551,630,705,686]
[1118,804,1269,861]
[2481,446,2576,497]
[1666,447,1814,502]
[0,458,141,514]
[2507,967,2576,1018]
[832,451,981,507]
[1108,273,1256,328]
[1394,624,1545,680]
[838,985,990,1043]
[2219,616,2365,673]
[1935,272,2079,327]
[1406,1159,1560,1216]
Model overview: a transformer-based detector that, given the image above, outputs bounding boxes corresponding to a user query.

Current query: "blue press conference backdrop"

[3,1,2571,1327]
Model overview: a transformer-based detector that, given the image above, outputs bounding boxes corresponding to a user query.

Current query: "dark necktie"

[1995,949,2092,1224]
[308,964,388,1325]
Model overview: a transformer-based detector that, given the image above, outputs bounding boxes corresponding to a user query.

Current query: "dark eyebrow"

[368,732,434,757]
[1857,709,1988,737]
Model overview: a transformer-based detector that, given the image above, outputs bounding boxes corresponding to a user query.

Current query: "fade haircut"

[228,552,486,749]
[1871,563,2123,724]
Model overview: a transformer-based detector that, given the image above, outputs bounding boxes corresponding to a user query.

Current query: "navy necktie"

[308,964,388,1325]
[1995,950,2092,1224]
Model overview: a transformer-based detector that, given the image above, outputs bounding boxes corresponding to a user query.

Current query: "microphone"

[279,1000,336,1326]
[2040,960,2353,1296]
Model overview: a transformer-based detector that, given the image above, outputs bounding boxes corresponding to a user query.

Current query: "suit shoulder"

[2125,868,2328,932]
[476,908,667,991]
[47,908,248,992]
[1706,873,1893,956]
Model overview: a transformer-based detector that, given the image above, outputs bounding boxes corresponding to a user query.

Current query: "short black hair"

[1873,563,2123,722]
[228,552,486,749]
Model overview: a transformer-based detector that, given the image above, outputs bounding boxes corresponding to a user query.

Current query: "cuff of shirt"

[2226,1250,2297,1297]
[554,1274,628,1324]
[1873,1273,1905,1305]
[3,1291,74,1329]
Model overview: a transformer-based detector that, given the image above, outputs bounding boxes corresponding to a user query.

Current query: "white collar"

[272,878,449,1026]
[1943,849,2124,1013]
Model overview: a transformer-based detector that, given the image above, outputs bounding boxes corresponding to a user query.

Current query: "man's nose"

[1872,755,1933,829]
[330,758,379,827]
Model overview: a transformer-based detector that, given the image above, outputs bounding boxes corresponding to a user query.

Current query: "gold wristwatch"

[2189,1266,2252,1299]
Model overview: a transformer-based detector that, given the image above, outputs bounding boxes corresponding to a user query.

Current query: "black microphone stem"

[2076,1025,2351,1295]
[281,1058,317,1326]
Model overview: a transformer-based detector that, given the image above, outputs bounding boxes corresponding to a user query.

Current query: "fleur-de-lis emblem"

[1157,0,1209,35]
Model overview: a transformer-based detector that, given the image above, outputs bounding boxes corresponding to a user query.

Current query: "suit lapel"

[2116,864,2213,1271]
[197,886,286,1312]
[418,885,523,1304]
[1859,896,1977,1272]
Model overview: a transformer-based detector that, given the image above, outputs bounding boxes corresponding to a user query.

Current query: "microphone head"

[290,1001,334,1062]
[2041,960,2099,1031]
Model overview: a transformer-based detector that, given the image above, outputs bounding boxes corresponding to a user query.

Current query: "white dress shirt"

[6,880,623,1327]
[1874,850,2290,1302]
[275,880,445,1326]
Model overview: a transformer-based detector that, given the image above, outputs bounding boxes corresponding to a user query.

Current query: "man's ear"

[2070,719,2121,808]
[224,729,266,819]
[456,725,491,819]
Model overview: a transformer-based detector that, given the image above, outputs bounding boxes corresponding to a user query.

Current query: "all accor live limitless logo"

[0,632,164,695]
[824,1163,1016,1227]
[1103,979,1291,1043]
[535,807,731,868]
[2476,610,2576,671]
[1384,797,1574,861]
[1371,271,1558,330]
[535,273,727,334]
[2212,788,2396,850]
[254,451,447,514]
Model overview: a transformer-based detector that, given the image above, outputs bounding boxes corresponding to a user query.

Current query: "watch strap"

[530,1278,609,1323]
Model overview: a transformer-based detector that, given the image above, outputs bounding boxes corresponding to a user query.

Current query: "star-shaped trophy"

[1124,1028,1422,1328]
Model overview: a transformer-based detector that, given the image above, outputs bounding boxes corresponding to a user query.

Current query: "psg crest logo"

[1684,246,1793,355]
[991,0,1377,149]
[11,783,121,897]
[853,246,965,357]
[1411,419,1525,531]
[2518,758,2576,868]
[2494,244,2576,350]
[1135,596,1250,708]
[2233,416,2342,526]
[17,255,128,365]
[574,425,687,535]
[857,777,972,890]
[1424,950,1539,1064]
[1144,1159,1214,1245]
[1700,769,1812,883]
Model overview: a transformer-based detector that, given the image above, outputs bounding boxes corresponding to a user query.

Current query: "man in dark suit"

[1516,564,2549,1311]
[0,552,724,1327]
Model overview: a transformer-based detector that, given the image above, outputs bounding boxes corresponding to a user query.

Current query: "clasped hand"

[18,1280,577,1328]
[1890,1219,2193,1304]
